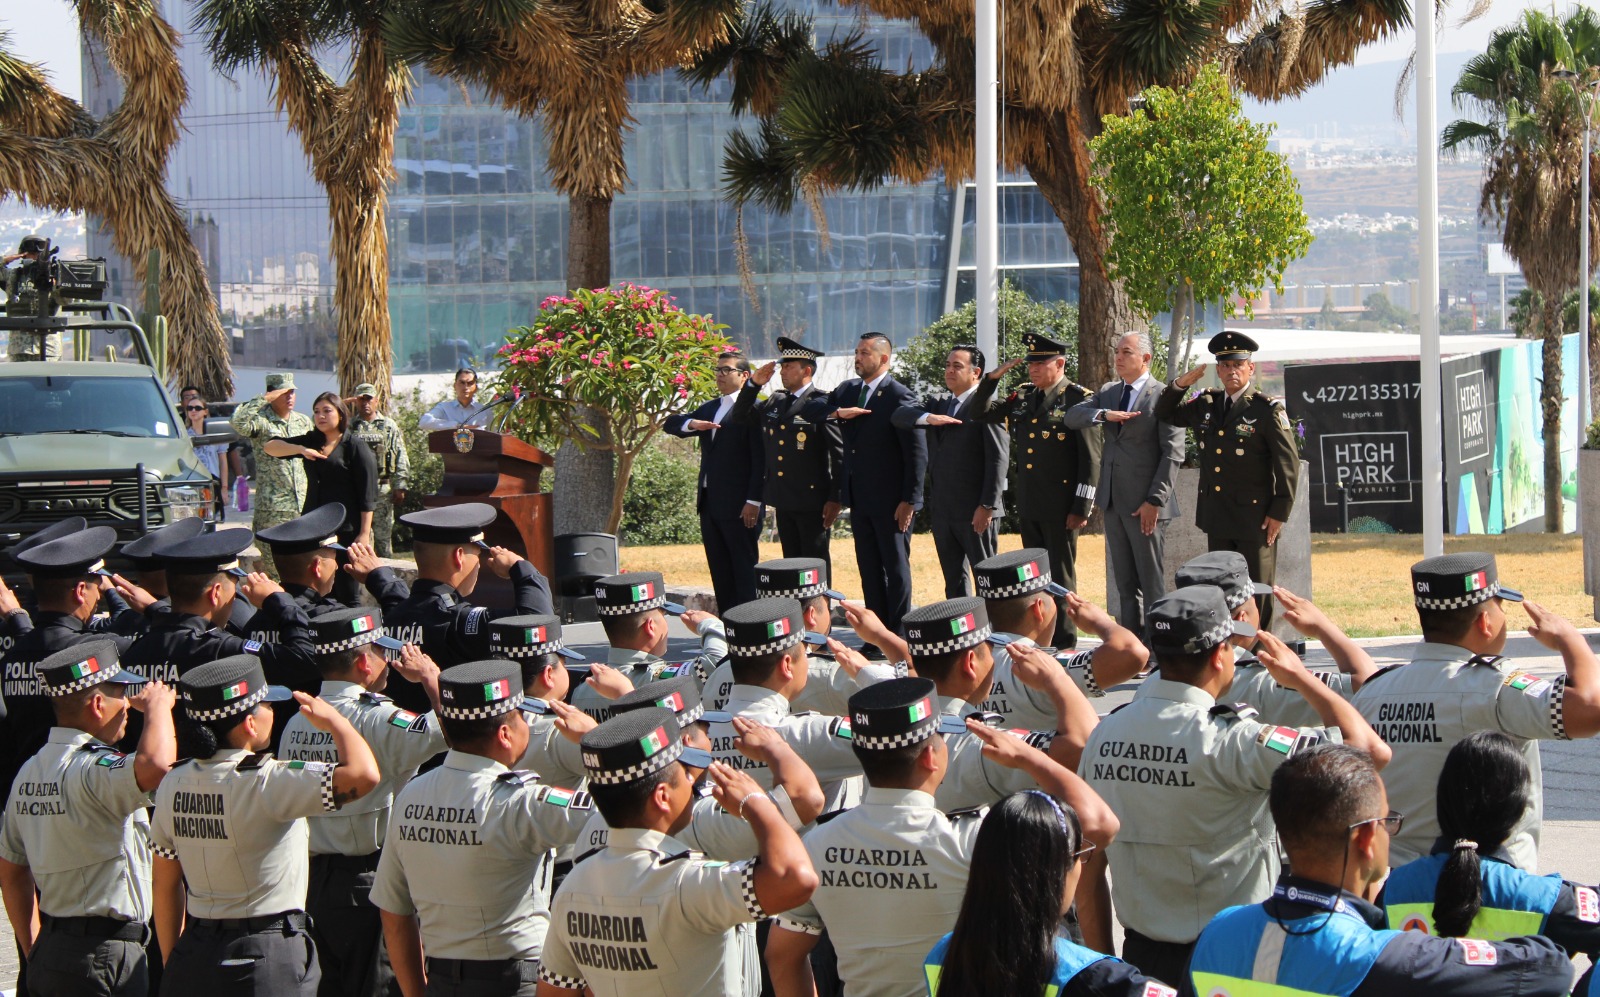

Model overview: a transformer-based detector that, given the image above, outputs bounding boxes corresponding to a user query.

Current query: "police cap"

[904,597,995,659]
[1175,551,1272,612]
[13,526,116,579]
[255,503,347,555]
[580,706,712,786]
[722,597,805,658]
[9,517,89,559]
[847,677,965,751]
[612,674,732,727]
[1410,552,1522,611]
[39,639,146,697]
[181,655,293,722]
[119,517,206,570]
[755,557,844,602]
[399,503,495,547]
[487,613,583,660]
[1146,585,1255,655]
[310,606,403,656]
[153,528,252,576]
[1208,330,1259,361]
[972,548,1070,602]
[775,337,823,362]
[593,572,668,616]
[436,660,526,720]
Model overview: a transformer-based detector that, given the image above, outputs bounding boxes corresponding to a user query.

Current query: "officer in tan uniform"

[578,571,727,721]
[538,706,819,996]
[0,641,173,997]
[1154,331,1299,627]
[280,607,446,997]
[371,660,594,996]
[151,656,381,994]
[488,615,590,787]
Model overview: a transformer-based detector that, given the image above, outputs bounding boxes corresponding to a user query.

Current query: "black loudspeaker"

[552,532,619,597]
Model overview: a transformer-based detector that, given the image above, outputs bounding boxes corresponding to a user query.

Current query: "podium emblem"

[453,426,475,453]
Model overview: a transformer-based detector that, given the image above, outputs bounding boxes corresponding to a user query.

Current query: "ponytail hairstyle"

[1432,731,1531,937]
[937,791,1081,997]
[175,711,252,761]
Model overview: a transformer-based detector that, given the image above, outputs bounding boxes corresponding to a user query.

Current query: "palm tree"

[194,0,435,404]
[0,4,232,397]
[1443,7,1600,532]
[708,0,1411,386]
[383,0,742,533]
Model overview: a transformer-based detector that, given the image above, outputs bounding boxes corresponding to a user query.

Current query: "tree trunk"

[1168,287,1188,372]
[1539,295,1565,532]
[607,448,637,535]
[327,181,392,402]
[1027,99,1139,388]
[554,192,619,536]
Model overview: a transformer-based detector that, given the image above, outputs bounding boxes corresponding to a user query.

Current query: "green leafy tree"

[1361,292,1411,329]
[894,282,1080,396]
[494,284,732,534]
[1317,296,1341,330]
[1089,65,1312,369]
[1444,7,1600,531]
[621,438,704,545]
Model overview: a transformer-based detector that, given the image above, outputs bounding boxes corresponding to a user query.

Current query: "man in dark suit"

[891,344,1008,597]
[663,351,766,610]
[1065,331,1186,633]
[728,337,845,572]
[802,332,927,639]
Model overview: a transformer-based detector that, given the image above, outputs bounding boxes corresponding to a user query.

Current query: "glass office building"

[85,0,1079,371]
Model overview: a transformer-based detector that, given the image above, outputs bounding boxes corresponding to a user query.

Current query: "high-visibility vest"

[1382,852,1562,940]
[1189,902,1397,996]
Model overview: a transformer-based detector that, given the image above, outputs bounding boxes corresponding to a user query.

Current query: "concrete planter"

[1581,449,1600,618]
[1105,460,1313,642]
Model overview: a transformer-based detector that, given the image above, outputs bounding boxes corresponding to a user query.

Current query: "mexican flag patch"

[70,657,101,679]
[482,678,511,701]
[950,613,976,636]
[388,709,419,729]
[908,699,931,723]
[631,582,655,601]
[1259,726,1298,755]
[1016,562,1040,582]
[799,568,820,586]
[221,681,250,701]
[351,615,375,634]
[639,727,669,757]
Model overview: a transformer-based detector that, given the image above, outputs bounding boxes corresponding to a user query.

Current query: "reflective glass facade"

[85,0,1078,371]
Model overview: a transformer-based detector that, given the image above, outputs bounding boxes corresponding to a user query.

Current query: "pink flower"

[677,388,688,398]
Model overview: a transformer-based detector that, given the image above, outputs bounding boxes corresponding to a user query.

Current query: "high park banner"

[1282,334,1578,535]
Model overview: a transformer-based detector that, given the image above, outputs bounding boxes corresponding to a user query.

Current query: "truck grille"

[0,474,171,538]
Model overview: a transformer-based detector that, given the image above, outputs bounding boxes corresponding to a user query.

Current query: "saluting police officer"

[578,572,728,721]
[729,338,845,569]
[971,548,1149,706]
[1082,585,1390,986]
[768,676,1087,997]
[1154,331,1299,628]
[382,503,553,714]
[280,608,447,997]
[1171,551,1375,727]
[114,518,212,637]
[538,706,819,997]
[487,614,590,787]
[969,334,1101,649]
[371,660,594,997]
[1352,553,1600,870]
[151,656,381,995]
[0,641,173,997]
[252,504,410,633]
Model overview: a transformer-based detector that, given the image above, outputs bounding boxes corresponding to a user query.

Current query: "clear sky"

[0,0,1573,106]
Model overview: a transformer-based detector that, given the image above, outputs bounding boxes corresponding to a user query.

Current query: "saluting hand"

[751,361,776,387]
[825,637,873,678]
[485,546,522,578]
[547,699,597,743]
[1005,641,1071,697]
[343,542,382,582]
[923,413,962,427]
[1274,587,1330,641]
[833,407,870,420]
[731,717,783,765]
[0,575,19,616]
[679,608,717,631]
[963,718,1039,769]
[110,573,158,612]
[128,680,175,714]
[1255,630,1313,692]
[585,661,632,700]
[1063,592,1112,633]
[685,419,721,432]
[986,357,1024,381]
[240,572,283,607]
[707,761,767,819]
[1523,600,1579,651]
[1174,364,1208,389]
[293,692,345,732]
[1103,410,1140,424]
[388,644,439,685]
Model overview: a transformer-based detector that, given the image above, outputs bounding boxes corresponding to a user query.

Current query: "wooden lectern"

[423,429,554,612]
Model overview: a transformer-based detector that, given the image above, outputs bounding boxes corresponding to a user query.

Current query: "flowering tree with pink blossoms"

[496,284,733,532]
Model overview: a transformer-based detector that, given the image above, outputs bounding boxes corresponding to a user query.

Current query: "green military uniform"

[970,334,1101,648]
[1153,332,1299,626]
[349,384,411,558]
[3,235,61,360]
[230,372,314,580]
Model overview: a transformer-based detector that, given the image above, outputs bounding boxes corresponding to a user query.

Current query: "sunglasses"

[1073,840,1097,864]
[184,405,207,412]
[1348,811,1405,836]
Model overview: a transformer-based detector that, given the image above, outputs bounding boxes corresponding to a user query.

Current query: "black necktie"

[1223,396,1233,419]
[1119,382,1134,411]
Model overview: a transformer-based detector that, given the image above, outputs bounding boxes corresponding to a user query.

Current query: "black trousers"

[1121,927,1193,991]
[930,514,998,599]
[851,507,912,636]
[330,532,362,608]
[775,509,831,575]
[423,957,539,997]
[29,917,149,997]
[1207,533,1279,630]
[701,512,761,612]
[161,913,320,996]
[1018,512,1080,649]
[307,852,397,997]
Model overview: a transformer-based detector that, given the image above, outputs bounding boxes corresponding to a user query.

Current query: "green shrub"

[620,436,703,545]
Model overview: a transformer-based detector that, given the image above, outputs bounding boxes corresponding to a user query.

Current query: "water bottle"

[235,475,251,513]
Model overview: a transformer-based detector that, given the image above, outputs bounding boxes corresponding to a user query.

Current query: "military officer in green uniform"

[1154,331,1299,628]
[0,641,173,997]
[349,384,411,558]
[1080,585,1390,986]
[230,372,314,580]
[970,333,1101,648]
[537,706,818,997]
[728,338,845,570]
[3,234,61,359]
[371,659,594,996]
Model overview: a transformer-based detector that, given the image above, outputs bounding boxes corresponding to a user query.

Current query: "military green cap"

[354,383,378,398]
[265,372,296,391]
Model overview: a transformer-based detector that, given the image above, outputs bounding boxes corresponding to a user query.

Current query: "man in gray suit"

[891,344,1008,597]
[1065,331,1185,632]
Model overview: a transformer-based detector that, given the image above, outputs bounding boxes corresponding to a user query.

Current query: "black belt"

[39,914,147,942]
[188,911,310,934]
[425,957,536,982]
[310,851,380,872]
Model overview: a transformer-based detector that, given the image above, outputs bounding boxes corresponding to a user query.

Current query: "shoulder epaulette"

[359,691,391,705]
[1362,663,1406,686]
[1107,701,1133,715]
[1209,702,1259,720]
[81,741,120,753]
[658,850,695,865]
[946,805,988,821]
[574,846,605,865]
[1467,654,1507,669]
[236,752,273,770]
[498,769,540,787]
[814,808,849,825]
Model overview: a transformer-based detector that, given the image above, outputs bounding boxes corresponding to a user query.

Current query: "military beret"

[119,517,206,570]
[39,639,146,697]
[255,504,347,555]
[722,598,805,658]
[593,572,668,616]
[775,337,823,362]
[487,614,583,660]
[904,597,995,659]
[265,372,296,391]
[436,660,524,721]
[972,548,1070,602]
[13,526,117,579]
[1023,333,1067,361]
[1146,585,1255,655]
[755,558,845,601]
[399,503,495,547]
[847,677,965,751]
[612,674,732,727]
[182,655,292,722]
[9,517,88,558]
[1208,330,1259,360]
[310,606,403,655]
[1411,552,1522,611]
[1175,551,1271,612]
[580,706,712,786]
[152,528,252,576]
